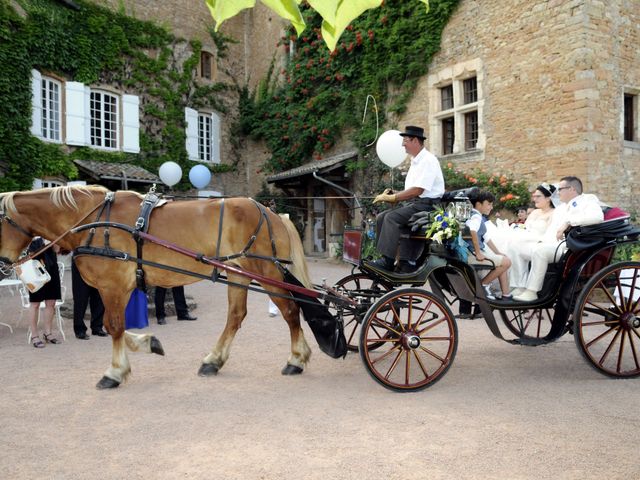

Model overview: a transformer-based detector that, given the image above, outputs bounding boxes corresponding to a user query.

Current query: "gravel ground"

[0,257,638,479]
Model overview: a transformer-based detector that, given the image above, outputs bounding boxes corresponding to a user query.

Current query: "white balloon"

[189,165,212,189]
[158,161,182,187]
[376,130,407,168]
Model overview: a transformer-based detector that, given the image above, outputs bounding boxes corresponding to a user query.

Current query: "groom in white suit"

[513,176,604,302]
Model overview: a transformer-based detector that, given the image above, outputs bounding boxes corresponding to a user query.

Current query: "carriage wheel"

[499,307,555,340]
[573,261,640,378]
[327,273,391,352]
[359,288,457,392]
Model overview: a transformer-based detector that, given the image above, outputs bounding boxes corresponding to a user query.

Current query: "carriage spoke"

[598,328,622,367]
[361,288,457,391]
[575,262,640,378]
[617,330,627,374]
[614,273,626,313]
[407,296,413,329]
[584,303,621,318]
[370,317,401,336]
[327,273,392,352]
[384,349,403,380]
[598,284,623,314]
[419,345,446,363]
[345,321,359,346]
[405,350,410,385]
[417,317,446,335]
[412,349,430,379]
[629,332,640,370]
[500,307,554,340]
[586,326,617,348]
[417,318,446,335]
[390,302,406,332]
[622,268,639,311]
[370,344,402,364]
[412,300,433,330]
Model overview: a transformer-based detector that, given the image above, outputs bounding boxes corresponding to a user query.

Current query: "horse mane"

[50,185,110,210]
[0,192,16,213]
[0,185,110,213]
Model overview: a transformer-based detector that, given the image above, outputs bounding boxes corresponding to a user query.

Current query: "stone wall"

[399,0,640,212]
[100,0,286,197]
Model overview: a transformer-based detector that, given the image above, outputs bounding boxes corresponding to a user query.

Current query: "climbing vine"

[0,0,231,192]
[239,0,461,173]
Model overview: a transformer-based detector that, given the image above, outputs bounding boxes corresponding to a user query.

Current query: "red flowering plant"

[238,0,461,173]
[441,163,531,212]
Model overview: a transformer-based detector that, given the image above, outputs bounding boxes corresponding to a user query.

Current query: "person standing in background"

[27,237,61,348]
[72,259,106,340]
[155,286,197,325]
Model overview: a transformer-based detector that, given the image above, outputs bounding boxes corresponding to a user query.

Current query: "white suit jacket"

[544,194,603,242]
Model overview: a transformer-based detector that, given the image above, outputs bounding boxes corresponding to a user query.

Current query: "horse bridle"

[0,212,33,239]
[0,196,108,274]
[0,212,34,275]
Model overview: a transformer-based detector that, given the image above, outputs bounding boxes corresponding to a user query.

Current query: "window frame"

[200,51,214,80]
[31,71,141,153]
[427,59,484,157]
[185,107,221,164]
[198,112,213,162]
[623,91,638,144]
[89,89,120,151]
[41,76,62,143]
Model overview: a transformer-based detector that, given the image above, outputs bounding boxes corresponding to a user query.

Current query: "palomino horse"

[0,186,313,388]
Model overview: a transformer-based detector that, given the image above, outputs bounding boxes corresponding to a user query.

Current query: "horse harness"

[74,191,292,292]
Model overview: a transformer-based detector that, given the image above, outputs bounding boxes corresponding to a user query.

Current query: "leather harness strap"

[132,190,162,291]
[213,199,292,266]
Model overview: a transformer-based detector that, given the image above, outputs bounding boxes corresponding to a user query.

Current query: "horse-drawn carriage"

[331,189,640,390]
[1,185,639,392]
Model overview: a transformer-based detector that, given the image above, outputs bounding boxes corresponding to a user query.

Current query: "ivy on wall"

[239,0,461,174]
[0,0,230,192]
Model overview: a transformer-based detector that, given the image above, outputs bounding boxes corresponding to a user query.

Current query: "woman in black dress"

[27,237,61,348]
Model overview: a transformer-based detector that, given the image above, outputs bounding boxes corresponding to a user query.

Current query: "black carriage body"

[339,205,640,390]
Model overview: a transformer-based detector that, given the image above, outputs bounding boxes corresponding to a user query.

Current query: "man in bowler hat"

[366,125,445,273]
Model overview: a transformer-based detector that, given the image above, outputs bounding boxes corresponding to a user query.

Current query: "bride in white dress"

[505,183,557,293]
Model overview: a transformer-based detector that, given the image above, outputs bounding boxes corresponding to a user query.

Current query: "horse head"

[0,193,33,274]
[0,185,109,272]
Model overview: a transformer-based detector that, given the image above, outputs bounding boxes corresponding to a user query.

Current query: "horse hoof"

[281,364,303,375]
[96,376,120,389]
[198,363,219,377]
[150,336,165,356]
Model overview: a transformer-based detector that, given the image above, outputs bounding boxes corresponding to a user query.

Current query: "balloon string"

[362,95,379,147]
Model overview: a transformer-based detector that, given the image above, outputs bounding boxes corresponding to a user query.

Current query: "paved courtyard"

[0,258,638,479]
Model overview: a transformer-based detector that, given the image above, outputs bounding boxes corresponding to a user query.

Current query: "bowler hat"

[399,125,426,140]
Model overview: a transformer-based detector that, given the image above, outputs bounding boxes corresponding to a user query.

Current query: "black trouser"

[71,261,105,335]
[375,198,437,261]
[154,286,189,318]
[458,299,480,316]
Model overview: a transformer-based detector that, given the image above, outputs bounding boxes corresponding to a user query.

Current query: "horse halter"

[0,211,33,239]
[0,212,33,276]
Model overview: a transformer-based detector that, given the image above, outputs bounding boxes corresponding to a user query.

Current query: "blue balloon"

[188,165,212,189]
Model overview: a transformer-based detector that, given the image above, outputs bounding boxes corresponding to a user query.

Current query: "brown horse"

[0,185,313,388]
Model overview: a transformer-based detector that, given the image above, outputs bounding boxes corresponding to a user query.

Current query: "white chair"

[21,261,66,343]
[0,271,22,332]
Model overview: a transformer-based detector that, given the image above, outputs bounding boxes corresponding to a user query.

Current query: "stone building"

[260,0,640,254]
[8,0,640,254]
[99,0,287,196]
[398,0,640,212]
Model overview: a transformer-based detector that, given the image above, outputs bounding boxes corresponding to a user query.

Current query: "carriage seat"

[566,214,640,252]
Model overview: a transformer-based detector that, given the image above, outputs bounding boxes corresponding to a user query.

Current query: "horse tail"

[280,214,312,288]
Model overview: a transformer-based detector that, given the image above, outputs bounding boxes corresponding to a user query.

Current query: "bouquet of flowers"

[424,208,460,244]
